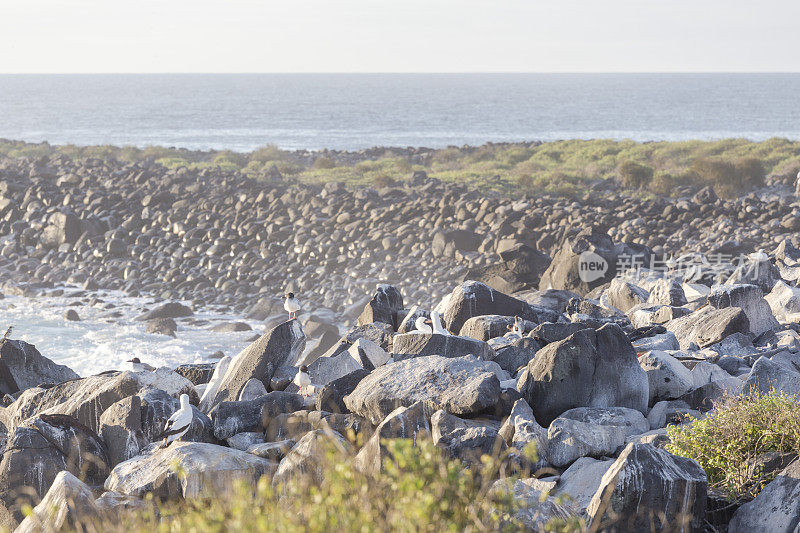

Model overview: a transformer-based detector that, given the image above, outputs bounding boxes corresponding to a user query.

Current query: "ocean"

[2,73,800,152]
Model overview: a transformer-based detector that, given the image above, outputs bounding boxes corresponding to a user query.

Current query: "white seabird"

[507,316,523,337]
[159,394,193,446]
[414,316,433,333]
[284,292,301,320]
[430,311,449,335]
[294,365,313,396]
[124,357,155,372]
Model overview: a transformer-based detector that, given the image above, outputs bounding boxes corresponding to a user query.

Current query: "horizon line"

[3,71,800,75]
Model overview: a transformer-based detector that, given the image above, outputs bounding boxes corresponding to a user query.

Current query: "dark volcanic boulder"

[344,355,502,425]
[105,442,275,499]
[516,323,648,425]
[357,284,404,329]
[211,391,304,440]
[441,281,556,334]
[145,317,177,337]
[666,306,750,350]
[539,228,619,296]
[391,332,495,361]
[431,229,481,258]
[207,320,305,409]
[587,443,707,532]
[729,459,800,532]
[0,414,110,520]
[706,284,778,336]
[6,372,141,433]
[174,362,215,385]
[39,212,81,249]
[464,244,551,293]
[0,338,79,392]
[316,369,370,414]
[99,395,146,468]
[493,338,540,374]
[135,302,193,321]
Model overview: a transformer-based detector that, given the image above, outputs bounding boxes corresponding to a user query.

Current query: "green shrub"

[666,389,800,501]
[251,144,285,163]
[617,161,654,189]
[85,438,544,533]
[373,175,397,188]
[312,156,337,170]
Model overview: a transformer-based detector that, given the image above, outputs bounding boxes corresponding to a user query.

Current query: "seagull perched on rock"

[414,316,433,333]
[125,357,155,372]
[294,365,313,396]
[159,394,193,447]
[284,292,301,320]
[430,311,449,336]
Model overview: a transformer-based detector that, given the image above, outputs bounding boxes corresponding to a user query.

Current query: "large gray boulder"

[5,372,141,433]
[105,442,275,499]
[0,414,110,521]
[558,407,649,438]
[666,305,750,350]
[440,281,555,335]
[546,417,627,468]
[135,302,193,321]
[315,369,370,414]
[431,229,481,259]
[639,350,695,403]
[39,212,81,249]
[605,278,649,313]
[211,391,304,440]
[552,457,616,515]
[539,229,633,296]
[391,332,494,361]
[356,284,403,329]
[587,443,707,532]
[205,320,305,410]
[647,278,687,307]
[15,471,104,533]
[354,401,432,474]
[344,355,502,425]
[273,429,350,486]
[707,284,779,336]
[0,339,78,392]
[516,323,648,425]
[743,357,800,397]
[729,459,800,532]
[99,395,147,468]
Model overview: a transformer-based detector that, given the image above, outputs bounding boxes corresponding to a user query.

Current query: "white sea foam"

[0,287,261,377]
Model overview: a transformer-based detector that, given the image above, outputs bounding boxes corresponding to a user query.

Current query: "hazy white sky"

[2,0,798,73]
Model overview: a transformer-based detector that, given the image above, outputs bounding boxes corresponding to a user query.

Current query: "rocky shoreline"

[2,153,800,530]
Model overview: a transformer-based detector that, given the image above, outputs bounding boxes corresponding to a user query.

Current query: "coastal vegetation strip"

[3,137,800,198]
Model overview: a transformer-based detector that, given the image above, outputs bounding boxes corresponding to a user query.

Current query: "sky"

[1,0,799,73]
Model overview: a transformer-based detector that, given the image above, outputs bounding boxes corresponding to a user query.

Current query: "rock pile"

[4,230,800,530]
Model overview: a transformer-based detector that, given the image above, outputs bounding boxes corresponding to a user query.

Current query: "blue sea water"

[1,73,800,152]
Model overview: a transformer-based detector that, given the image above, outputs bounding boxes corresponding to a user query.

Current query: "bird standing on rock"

[284,292,301,320]
[294,365,312,396]
[414,316,433,333]
[125,357,155,372]
[159,394,193,447]
[430,311,449,335]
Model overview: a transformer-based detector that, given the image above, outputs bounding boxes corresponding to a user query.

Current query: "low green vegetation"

[666,389,800,501]
[78,438,568,533]
[3,137,800,198]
